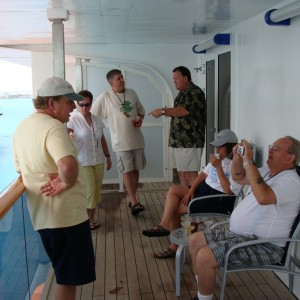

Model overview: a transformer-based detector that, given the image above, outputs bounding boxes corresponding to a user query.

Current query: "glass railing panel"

[0,191,50,300]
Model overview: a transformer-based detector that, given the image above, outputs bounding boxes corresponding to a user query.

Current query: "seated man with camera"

[189,136,300,300]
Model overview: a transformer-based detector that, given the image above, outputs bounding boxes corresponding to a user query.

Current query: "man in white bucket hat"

[13,77,95,300]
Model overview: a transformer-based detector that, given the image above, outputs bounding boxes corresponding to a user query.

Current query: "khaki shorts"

[116,148,146,173]
[173,147,203,171]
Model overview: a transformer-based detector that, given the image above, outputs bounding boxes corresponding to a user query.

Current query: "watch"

[243,159,255,169]
[161,109,166,115]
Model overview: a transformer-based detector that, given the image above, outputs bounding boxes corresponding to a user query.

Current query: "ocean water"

[0,98,33,191]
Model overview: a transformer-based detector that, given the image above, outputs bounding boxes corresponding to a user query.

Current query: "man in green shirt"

[149,66,206,187]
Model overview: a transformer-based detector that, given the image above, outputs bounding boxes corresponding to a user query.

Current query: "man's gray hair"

[106,69,122,82]
[286,136,300,166]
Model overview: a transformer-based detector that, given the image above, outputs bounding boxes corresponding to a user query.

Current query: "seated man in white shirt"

[189,136,300,300]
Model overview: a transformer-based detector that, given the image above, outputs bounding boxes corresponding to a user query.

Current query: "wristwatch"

[161,109,166,115]
[243,159,255,169]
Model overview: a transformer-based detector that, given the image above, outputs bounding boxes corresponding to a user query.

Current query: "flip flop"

[142,225,170,237]
[154,248,176,259]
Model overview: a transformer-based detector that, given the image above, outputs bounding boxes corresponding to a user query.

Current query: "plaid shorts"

[204,228,285,267]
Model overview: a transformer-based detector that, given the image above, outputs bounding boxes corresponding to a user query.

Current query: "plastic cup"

[183,224,195,235]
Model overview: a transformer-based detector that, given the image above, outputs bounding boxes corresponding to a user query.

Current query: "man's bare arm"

[40,155,79,197]
[148,106,189,118]
[57,155,78,187]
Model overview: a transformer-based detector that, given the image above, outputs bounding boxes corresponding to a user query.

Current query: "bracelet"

[105,154,110,158]
[243,159,255,169]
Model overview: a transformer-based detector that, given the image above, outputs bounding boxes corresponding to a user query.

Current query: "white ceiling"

[0,0,286,49]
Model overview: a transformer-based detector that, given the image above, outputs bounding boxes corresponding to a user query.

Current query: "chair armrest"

[187,194,243,214]
[223,237,300,270]
[210,219,230,229]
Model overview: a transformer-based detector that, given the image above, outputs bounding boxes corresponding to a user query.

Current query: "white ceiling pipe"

[192,38,215,53]
[269,1,300,22]
[192,33,230,54]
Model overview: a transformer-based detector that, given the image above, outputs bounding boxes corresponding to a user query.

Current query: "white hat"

[37,77,84,101]
[210,129,238,146]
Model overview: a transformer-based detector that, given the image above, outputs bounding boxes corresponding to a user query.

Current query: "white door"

[77,59,174,184]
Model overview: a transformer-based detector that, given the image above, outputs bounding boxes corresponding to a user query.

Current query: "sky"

[0,60,32,94]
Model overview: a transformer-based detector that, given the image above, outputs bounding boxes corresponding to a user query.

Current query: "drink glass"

[191,216,201,233]
[180,215,194,235]
[132,116,141,128]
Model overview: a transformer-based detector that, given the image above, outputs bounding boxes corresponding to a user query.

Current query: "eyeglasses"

[268,144,292,154]
[78,103,91,107]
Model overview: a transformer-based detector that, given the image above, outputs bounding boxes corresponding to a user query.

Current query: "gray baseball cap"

[210,129,238,146]
[37,77,84,101]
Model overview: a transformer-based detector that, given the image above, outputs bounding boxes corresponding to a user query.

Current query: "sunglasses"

[78,102,92,107]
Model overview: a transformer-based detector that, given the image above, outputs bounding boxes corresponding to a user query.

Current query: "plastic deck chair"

[187,144,256,222]
[172,144,256,296]
[172,188,245,297]
[219,165,300,300]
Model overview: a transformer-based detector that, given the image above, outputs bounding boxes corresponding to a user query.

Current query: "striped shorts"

[204,228,285,267]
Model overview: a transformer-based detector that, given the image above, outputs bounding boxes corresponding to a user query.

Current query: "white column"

[52,19,65,79]
[75,58,83,92]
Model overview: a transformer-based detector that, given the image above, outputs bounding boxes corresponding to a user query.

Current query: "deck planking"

[45,182,297,300]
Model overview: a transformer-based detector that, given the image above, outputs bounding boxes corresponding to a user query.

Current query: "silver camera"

[237,146,245,155]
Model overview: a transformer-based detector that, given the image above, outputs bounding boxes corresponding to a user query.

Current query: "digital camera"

[237,145,245,155]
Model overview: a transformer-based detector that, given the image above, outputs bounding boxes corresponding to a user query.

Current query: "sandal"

[90,222,100,230]
[154,248,176,259]
[131,202,144,216]
[142,225,170,237]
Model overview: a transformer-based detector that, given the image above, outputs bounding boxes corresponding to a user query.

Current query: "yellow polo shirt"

[13,112,88,230]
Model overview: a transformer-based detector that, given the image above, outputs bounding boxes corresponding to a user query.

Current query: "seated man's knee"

[196,246,219,269]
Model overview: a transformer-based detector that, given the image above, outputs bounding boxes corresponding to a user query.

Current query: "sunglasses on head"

[78,103,91,107]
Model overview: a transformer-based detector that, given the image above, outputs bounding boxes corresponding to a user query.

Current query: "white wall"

[32,45,198,98]
[234,14,300,167]
[196,0,300,295]
[233,7,300,297]
[198,0,300,167]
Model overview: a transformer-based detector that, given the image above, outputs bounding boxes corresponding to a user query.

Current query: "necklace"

[112,90,132,118]
[90,120,98,148]
[113,90,125,104]
[246,168,295,197]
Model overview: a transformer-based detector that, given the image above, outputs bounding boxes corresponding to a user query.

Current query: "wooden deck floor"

[45,182,297,300]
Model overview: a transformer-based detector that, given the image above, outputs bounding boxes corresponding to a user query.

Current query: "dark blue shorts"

[189,181,236,214]
[38,220,96,285]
